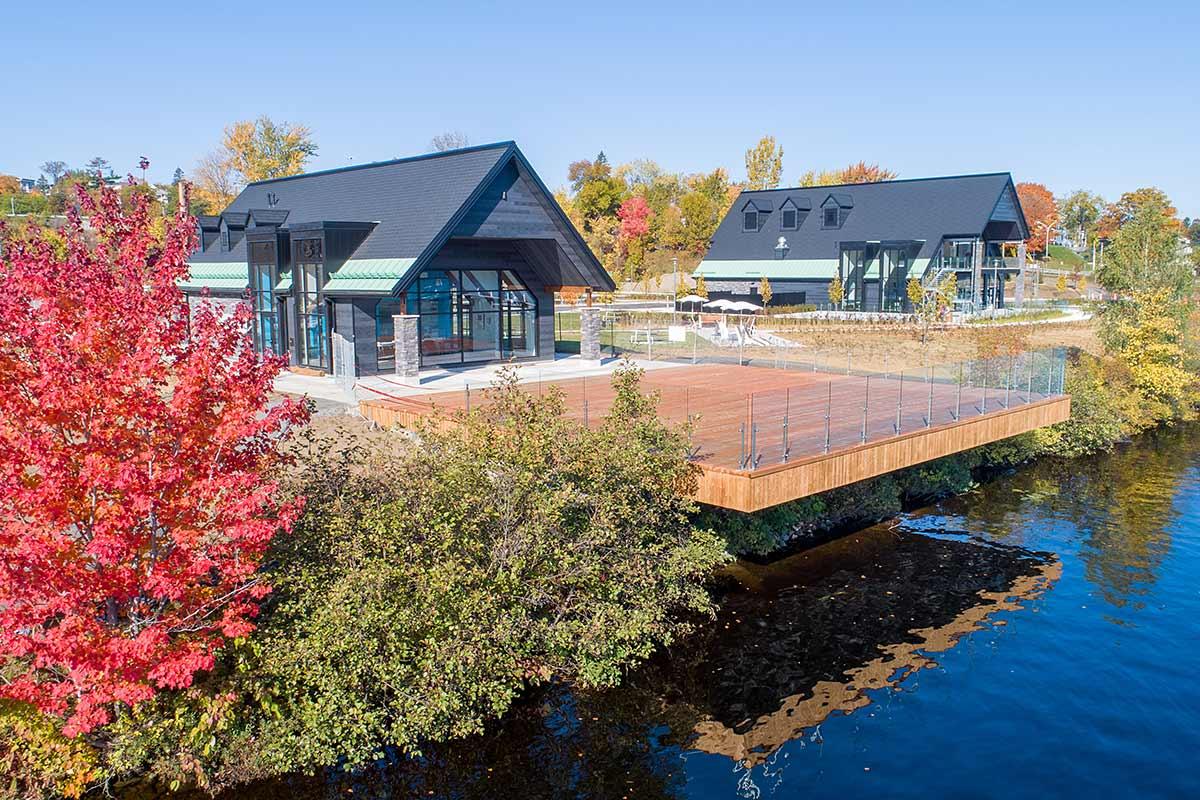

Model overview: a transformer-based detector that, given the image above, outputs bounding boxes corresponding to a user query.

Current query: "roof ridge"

[244,141,516,187]
[744,172,1013,194]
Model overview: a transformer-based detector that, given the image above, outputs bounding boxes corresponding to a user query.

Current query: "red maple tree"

[0,178,308,735]
[617,195,652,243]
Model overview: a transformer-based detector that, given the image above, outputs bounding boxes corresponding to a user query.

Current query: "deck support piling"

[895,371,904,434]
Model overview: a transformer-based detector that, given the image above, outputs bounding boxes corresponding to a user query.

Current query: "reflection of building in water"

[678,527,1060,766]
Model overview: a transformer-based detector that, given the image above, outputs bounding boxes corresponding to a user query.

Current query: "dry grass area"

[773,319,1099,373]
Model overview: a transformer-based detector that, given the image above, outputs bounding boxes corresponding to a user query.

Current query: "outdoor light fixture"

[775,236,789,259]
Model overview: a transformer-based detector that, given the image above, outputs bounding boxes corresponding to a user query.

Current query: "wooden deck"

[359,364,1070,512]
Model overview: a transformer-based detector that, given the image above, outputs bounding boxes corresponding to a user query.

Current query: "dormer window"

[743,210,759,232]
[782,208,798,230]
[821,193,852,229]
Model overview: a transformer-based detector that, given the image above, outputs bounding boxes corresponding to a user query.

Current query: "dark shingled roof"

[191,143,514,265]
[188,141,610,292]
[703,172,1027,265]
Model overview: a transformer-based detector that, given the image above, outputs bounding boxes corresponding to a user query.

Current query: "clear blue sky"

[3,0,1198,216]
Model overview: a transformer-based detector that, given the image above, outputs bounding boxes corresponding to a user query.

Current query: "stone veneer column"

[393,314,420,378]
[1014,242,1027,306]
[579,307,603,361]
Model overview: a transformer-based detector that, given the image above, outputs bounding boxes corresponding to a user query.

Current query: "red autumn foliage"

[0,179,308,736]
[617,195,652,242]
[1016,182,1059,255]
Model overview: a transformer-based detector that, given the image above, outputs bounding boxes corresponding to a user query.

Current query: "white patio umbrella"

[703,299,735,310]
[677,294,706,306]
[727,300,763,313]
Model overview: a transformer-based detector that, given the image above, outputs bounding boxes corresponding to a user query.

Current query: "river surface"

[221,425,1200,799]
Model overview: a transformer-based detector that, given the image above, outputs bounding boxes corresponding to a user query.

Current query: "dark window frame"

[743,210,759,232]
[822,207,841,229]
[293,237,328,371]
[781,207,798,230]
[411,268,538,367]
[248,240,282,357]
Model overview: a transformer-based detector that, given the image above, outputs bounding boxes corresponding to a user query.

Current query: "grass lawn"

[1045,244,1086,273]
[967,309,1068,325]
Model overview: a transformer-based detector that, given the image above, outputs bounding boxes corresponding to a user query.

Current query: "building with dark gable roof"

[183,141,613,377]
[694,173,1030,313]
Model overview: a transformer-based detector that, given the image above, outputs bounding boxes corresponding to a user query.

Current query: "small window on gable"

[782,208,798,230]
[823,207,840,228]
[220,229,230,251]
[743,210,759,232]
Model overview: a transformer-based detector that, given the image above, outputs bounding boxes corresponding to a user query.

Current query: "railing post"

[646,315,652,361]
[739,422,746,470]
[954,361,962,421]
[783,386,791,463]
[465,383,471,413]
[861,376,869,443]
[846,351,851,376]
[895,370,903,434]
[1027,352,1034,403]
[926,367,933,427]
[1004,356,1013,408]
[824,382,832,454]
[1046,352,1053,396]
[751,422,760,468]
[980,368,988,414]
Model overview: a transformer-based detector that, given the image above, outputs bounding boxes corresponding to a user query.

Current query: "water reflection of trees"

[626,528,1058,764]
[947,427,1195,609]
[205,529,1057,800]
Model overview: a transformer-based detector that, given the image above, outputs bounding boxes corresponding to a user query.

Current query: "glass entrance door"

[414,269,539,367]
[839,247,866,310]
[880,249,908,312]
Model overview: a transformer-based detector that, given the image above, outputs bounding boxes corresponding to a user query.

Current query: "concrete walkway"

[272,353,689,411]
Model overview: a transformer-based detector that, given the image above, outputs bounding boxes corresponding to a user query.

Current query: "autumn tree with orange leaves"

[798,161,898,186]
[1016,182,1058,255]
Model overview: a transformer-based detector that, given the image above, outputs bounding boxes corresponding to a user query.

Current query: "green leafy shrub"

[102,363,727,790]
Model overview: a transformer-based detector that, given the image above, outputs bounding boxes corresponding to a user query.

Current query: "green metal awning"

[181,262,248,292]
[322,258,417,294]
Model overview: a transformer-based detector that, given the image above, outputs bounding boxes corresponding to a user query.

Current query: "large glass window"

[249,241,280,356]
[410,269,538,367]
[880,248,909,312]
[839,247,866,310]
[295,242,328,371]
